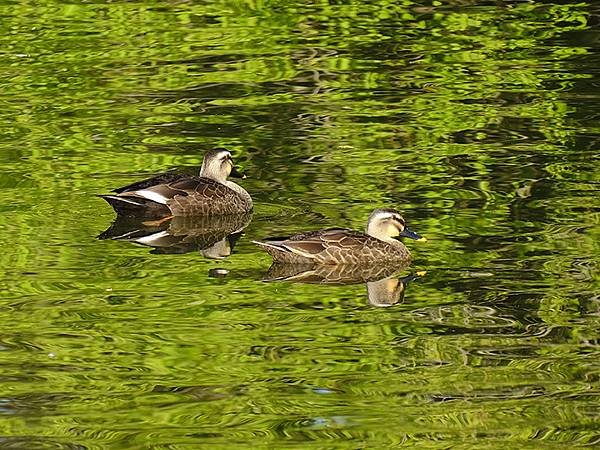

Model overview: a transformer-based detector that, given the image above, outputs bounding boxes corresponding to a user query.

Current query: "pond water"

[1,1,599,448]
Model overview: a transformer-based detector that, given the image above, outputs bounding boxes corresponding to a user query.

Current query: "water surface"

[0,1,599,448]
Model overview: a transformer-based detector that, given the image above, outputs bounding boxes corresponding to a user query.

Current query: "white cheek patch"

[386,223,400,237]
[133,189,169,205]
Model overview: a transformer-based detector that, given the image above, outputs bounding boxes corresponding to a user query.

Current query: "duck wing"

[261,228,369,258]
[121,177,232,204]
[112,170,188,194]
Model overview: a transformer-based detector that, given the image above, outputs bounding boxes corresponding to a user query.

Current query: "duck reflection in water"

[264,263,425,307]
[98,213,252,258]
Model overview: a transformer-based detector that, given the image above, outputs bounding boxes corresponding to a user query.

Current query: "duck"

[253,208,425,265]
[99,148,252,217]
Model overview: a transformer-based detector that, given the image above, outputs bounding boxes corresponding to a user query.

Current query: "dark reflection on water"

[264,263,425,307]
[0,0,599,448]
[98,213,252,257]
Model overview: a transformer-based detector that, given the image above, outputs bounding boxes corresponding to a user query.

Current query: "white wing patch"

[132,189,169,205]
[254,240,316,259]
[105,195,142,206]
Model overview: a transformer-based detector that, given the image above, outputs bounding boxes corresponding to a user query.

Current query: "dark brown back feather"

[112,171,189,194]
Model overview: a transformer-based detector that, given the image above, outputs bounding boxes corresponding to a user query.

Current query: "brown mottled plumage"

[99,148,252,218]
[253,208,424,265]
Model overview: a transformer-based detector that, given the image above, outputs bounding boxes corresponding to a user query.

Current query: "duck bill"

[229,165,246,179]
[398,227,425,241]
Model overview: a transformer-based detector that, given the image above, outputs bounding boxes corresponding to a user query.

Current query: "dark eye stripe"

[393,217,405,227]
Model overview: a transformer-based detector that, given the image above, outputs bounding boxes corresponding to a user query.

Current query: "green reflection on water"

[0,0,598,448]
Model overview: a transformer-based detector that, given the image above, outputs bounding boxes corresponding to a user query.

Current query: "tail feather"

[252,240,314,264]
[98,194,170,218]
[252,240,287,252]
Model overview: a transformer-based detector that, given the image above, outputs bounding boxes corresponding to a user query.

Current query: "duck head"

[200,148,245,182]
[366,208,425,242]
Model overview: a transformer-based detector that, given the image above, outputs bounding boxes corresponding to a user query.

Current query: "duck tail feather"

[97,194,169,217]
[252,240,287,251]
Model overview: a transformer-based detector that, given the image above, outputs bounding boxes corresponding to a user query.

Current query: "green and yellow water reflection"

[0,1,598,448]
